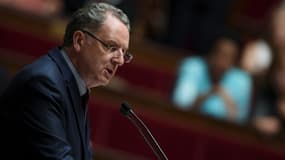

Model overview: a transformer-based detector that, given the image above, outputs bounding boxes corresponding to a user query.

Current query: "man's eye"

[108,46,118,52]
[122,49,126,54]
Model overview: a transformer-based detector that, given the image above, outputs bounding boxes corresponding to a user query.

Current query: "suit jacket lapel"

[48,48,87,157]
[66,81,87,154]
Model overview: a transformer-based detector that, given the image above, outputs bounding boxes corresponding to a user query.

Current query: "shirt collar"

[60,49,88,96]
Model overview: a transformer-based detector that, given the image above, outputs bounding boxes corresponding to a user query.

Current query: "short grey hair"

[63,2,130,46]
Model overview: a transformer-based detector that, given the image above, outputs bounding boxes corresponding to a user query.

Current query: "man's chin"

[100,79,110,86]
[90,79,110,88]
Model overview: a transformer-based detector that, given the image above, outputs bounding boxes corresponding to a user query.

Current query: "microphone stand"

[120,102,168,160]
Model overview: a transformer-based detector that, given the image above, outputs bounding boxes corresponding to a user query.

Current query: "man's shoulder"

[223,68,252,88]
[180,56,207,76]
[11,48,65,87]
[179,56,206,71]
[181,56,205,65]
[226,68,251,80]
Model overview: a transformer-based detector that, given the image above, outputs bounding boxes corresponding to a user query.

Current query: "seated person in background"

[252,54,285,136]
[172,32,252,124]
[240,1,285,93]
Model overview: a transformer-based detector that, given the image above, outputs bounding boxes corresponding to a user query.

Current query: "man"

[0,2,131,160]
[172,33,252,124]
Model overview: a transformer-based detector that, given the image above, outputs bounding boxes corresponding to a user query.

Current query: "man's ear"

[73,31,84,52]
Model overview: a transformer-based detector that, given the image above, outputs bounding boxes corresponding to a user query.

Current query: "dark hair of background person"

[205,28,242,56]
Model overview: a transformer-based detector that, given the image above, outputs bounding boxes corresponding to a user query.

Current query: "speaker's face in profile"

[76,14,130,88]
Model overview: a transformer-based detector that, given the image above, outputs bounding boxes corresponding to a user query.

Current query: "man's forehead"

[99,15,129,44]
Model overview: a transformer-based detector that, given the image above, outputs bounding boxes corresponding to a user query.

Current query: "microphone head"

[120,101,132,116]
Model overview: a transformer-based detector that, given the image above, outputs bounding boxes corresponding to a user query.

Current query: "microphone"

[120,102,168,160]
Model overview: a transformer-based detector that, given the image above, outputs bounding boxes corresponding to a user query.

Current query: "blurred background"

[1,0,285,159]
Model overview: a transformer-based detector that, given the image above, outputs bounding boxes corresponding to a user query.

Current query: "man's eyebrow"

[107,40,128,50]
[104,39,119,46]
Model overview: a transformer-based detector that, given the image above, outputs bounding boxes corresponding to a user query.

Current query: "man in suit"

[0,2,131,160]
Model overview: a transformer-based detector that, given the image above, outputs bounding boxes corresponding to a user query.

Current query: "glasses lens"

[124,53,133,63]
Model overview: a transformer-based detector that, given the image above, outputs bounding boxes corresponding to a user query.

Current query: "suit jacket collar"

[47,47,88,159]
[60,49,87,96]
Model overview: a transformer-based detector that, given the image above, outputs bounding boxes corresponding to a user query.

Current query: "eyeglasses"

[81,29,133,63]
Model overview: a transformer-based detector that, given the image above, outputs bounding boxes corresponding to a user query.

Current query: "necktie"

[81,92,89,109]
[81,92,89,125]
[81,92,90,160]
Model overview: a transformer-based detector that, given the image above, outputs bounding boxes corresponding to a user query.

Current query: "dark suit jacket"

[0,48,92,160]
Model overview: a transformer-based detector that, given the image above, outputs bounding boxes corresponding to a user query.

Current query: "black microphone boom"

[120,102,168,160]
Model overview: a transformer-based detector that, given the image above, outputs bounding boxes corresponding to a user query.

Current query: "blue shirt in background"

[172,56,252,123]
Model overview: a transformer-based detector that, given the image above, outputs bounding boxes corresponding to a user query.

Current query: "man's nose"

[112,50,124,66]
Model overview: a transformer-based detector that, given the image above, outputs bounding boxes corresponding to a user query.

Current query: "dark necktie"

[81,92,89,109]
[81,92,89,125]
[81,92,90,160]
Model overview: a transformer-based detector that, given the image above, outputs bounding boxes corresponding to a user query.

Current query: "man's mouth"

[106,68,114,75]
